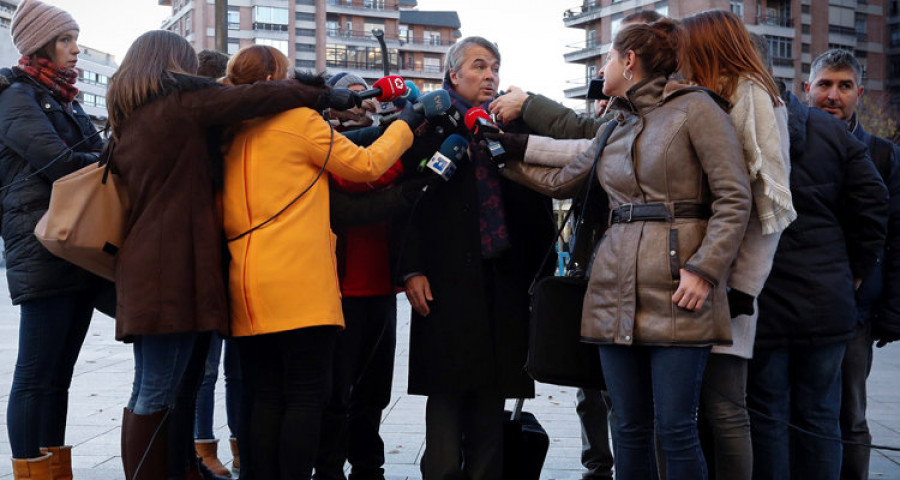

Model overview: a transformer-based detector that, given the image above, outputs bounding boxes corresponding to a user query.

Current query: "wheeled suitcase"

[503,398,549,480]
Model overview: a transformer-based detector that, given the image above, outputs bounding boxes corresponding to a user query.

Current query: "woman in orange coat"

[221,45,421,479]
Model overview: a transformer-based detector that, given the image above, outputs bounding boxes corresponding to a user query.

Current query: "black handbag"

[525,120,618,389]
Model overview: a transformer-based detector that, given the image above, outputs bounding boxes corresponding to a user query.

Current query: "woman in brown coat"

[502,20,751,479]
[106,30,330,480]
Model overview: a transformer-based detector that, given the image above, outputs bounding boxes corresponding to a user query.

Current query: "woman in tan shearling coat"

[502,20,751,479]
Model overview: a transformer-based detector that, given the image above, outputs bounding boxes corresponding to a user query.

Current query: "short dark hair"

[197,49,229,79]
[809,48,862,86]
[622,10,664,24]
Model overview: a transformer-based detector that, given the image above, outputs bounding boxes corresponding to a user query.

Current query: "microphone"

[358,75,407,102]
[401,80,420,103]
[412,89,452,117]
[418,134,468,181]
[464,107,506,160]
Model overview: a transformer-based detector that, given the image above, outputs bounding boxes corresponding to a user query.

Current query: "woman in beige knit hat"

[0,1,107,479]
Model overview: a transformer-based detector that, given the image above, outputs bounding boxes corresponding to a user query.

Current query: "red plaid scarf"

[16,55,79,103]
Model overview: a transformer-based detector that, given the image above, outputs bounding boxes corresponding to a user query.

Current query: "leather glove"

[321,88,362,111]
[872,325,900,348]
[727,288,755,318]
[400,176,441,204]
[398,102,425,131]
[483,131,528,159]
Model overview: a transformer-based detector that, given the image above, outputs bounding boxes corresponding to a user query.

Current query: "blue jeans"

[598,344,710,480]
[194,333,242,440]
[748,342,846,480]
[128,333,199,415]
[7,294,94,458]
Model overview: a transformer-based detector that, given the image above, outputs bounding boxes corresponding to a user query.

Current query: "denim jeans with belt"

[598,344,710,480]
[7,294,94,458]
[748,341,846,480]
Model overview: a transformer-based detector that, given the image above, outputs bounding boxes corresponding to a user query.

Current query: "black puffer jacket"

[755,92,888,348]
[851,116,900,341]
[0,68,105,304]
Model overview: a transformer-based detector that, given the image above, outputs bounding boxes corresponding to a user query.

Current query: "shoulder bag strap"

[528,119,619,294]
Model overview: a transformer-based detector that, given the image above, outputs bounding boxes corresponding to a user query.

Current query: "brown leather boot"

[121,408,169,480]
[194,439,230,477]
[228,437,240,476]
[11,452,53,479]
[39,447,72,480]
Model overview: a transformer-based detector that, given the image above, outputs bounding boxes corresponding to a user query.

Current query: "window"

[802,43,810,53]
[730,0,744,18]
[426,30,441,46]
[326,44,399,71]
[228,42,239,54]
[184,11,192,35]
[326,21,339,37]
[399,24,409,42]
[802,24,810,34]
[586,29,596,48]
[892,25,900,47]
[586,64,596,82]
[227,10,240,30]
[364,0,385,9]
[364,20,385,37]
[256,38,289,56]
[346,21,353,37]
[424,55,442,73]
[610,14,623,38]
[295,12,315,22]
[802,4,810,14]
[855,13,867,41]
[295,29,315,37]
[254,6,289,30]
[766,35,793,66]
[655,1,668,17]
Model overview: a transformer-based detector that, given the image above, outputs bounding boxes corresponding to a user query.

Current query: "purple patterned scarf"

[444,83,510,258]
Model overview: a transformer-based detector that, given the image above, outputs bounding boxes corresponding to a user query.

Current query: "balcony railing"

[327,29,399,42]
[758,15,794,28]
[253,22,289,32]
[325,0,400,11]
[773,57,794,67]
[563,2,601,21]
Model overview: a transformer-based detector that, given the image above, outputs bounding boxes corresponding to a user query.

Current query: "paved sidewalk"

[0,279,896,478]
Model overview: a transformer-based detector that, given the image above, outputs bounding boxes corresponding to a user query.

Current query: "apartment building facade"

[158,0,461,92]
[563,0,895,111]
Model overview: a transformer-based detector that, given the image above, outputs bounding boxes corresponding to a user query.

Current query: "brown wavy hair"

[681,10,780,105]
[224,45,290,86]
[613,18,683,78]
[106,30,199,140]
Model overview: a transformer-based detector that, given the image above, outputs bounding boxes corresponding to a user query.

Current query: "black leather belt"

[609,202,712,225]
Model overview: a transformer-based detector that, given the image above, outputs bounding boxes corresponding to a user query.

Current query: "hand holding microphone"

[464,107,506,163]
[483,131,528,159]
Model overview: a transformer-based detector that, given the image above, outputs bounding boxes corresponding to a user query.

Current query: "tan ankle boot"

[229,437,240,476]
[11,452,53,479]
[194,439,230,477]
[39,446,72,480]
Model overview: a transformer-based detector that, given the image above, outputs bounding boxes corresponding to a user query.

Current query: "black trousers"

[421,390,505,480]
[238,325,338,480]
[315,295,397,480]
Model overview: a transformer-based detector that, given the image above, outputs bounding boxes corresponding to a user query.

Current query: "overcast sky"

[48,0,584,107]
